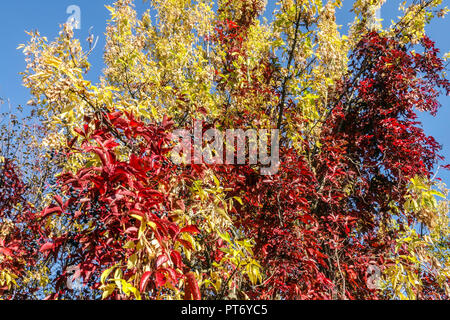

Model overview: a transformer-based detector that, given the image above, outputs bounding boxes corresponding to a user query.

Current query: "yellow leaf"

[127,254,138,269]
[101,265,116,284]
[45,56,63,68]
[102,284,115,300]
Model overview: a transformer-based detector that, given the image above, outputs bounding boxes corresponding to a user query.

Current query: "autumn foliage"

[1,0,450,300]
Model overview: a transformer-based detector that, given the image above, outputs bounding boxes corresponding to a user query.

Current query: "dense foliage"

[1,0,450,300]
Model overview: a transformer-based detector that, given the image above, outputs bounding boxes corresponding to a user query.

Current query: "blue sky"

[0,0,449,184]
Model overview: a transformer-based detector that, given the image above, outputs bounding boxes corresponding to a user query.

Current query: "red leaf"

[156,254,168,268]
[53,195,64,209]
[176,200,185,212]
[154,271,167,287]
[170,250,183,268]
[124,227,138,234]
[139,271,152,292]
[180,225,200,235]
[41,205,62,219]
[177,239,193,250]
[184,272,201,300]
[39,242,56,253]
[0,247,13,257]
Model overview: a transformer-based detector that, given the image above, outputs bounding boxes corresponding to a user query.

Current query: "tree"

[1,0,448,299]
